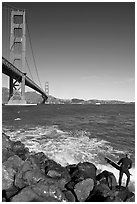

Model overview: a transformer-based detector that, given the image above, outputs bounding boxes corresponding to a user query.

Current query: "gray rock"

[2,165,16,190]
[2,149,14,163]
[11,186,39,202]
[45,159,71,182]
[14,160,46,188]
[32,180,68,201]
[3,155,24,172]
[74,178,94,201]
[2,133,13,150]
[63,190,76,202]
[115,186,135,202]
[71,162,97,183]
[96,170,117,189]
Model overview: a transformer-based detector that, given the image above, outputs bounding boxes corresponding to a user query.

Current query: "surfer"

[117,153,132,188]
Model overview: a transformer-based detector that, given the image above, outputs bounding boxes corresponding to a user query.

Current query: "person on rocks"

[117,153,132,188]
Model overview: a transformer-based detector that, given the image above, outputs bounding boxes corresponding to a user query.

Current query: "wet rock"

[66,163,78,176]
[14,160,32,188]
[11,186,40,202]
[26,154,42,169]
[115,186,135,202]
[11,185,61,202]
[22,169,46,185]
[34,151,49,162]
[86,183,111,202]
[32,180,68,201]
[2,133,15,162]
[63,190,76,202]
[3,185,19,201]
[34,152,49,172]
[65,180,76,191]
[71,162,97,183]
[55,178,69,191]
[3,155,24,172]
[47,169,62,177]
[45,159,71,182]
[74,178,94,201]
[12,141,29,160]
[96,170,117,189]
[2,190,9,202]
[126,194,135,202]
[78,162,97,180]
[2,133,13,150]
[2,165,16,190]
[14,160,46,188]
[2,148,14,163]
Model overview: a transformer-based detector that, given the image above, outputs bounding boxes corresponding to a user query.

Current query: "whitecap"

[14,118,21,121]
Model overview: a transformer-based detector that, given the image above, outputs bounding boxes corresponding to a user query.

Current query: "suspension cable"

[3,3,42,89]
[3,3,23,11]
[25,57,34,81]
[25,16,42,88]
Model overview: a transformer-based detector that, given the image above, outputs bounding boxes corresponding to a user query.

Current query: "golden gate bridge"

[2,3,48,104]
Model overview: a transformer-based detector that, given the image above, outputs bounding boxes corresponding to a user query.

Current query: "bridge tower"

[8,10,26,104]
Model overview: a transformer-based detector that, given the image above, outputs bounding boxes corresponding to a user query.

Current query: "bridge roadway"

[2,57,48,102]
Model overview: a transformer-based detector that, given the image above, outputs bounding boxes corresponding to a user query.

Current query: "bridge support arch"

[8,73,26,105]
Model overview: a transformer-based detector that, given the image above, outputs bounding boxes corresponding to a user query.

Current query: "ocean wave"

[3,125,135,192]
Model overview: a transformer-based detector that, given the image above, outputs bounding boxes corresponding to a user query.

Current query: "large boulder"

[126,194,135,202]
[53,178,69,191]
[3,155,24,172]
[115,186,135,202]
[2,149,14,163]
[2,133,14,162]
[86,183,111,202]
[12,180,69,202]
[96,170,117,189]
[66,164,78,176]
[14,160,46,188]
[2,165,16,190]
[11,186,40,202]
[63,190,76,202]
[34,152,49,172]
[71,162,97,183]
[45,159,71,182]
[2,133,13,150]
[32,180,68,201]
[74,178,94,201]
[2,185,19,201]
[12,140,29,160]
[11,185,61,202]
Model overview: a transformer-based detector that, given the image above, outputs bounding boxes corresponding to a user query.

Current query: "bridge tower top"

[10,10,26,73]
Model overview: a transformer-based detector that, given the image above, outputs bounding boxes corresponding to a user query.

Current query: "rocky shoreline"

[2,132,135,202]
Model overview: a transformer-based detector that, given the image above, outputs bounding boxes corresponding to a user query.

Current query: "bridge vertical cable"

[2,3,47,100]
[26,16,42,89]
[25,57,34,81]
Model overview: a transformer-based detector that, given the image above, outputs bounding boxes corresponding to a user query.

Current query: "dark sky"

[2,2,135,101]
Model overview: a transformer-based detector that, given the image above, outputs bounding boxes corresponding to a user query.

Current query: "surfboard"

[105,157,121,170]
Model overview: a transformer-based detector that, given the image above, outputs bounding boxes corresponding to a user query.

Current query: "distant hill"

[2,87,42,104]
[2,87,9,104]
[2,87,134,104]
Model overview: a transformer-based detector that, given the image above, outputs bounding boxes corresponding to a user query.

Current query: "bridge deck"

[2,57,48,100]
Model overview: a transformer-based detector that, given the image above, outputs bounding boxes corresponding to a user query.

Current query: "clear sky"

[2,2,135,102]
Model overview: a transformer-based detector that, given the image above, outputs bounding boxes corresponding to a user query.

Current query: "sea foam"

[3,125,135,192]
